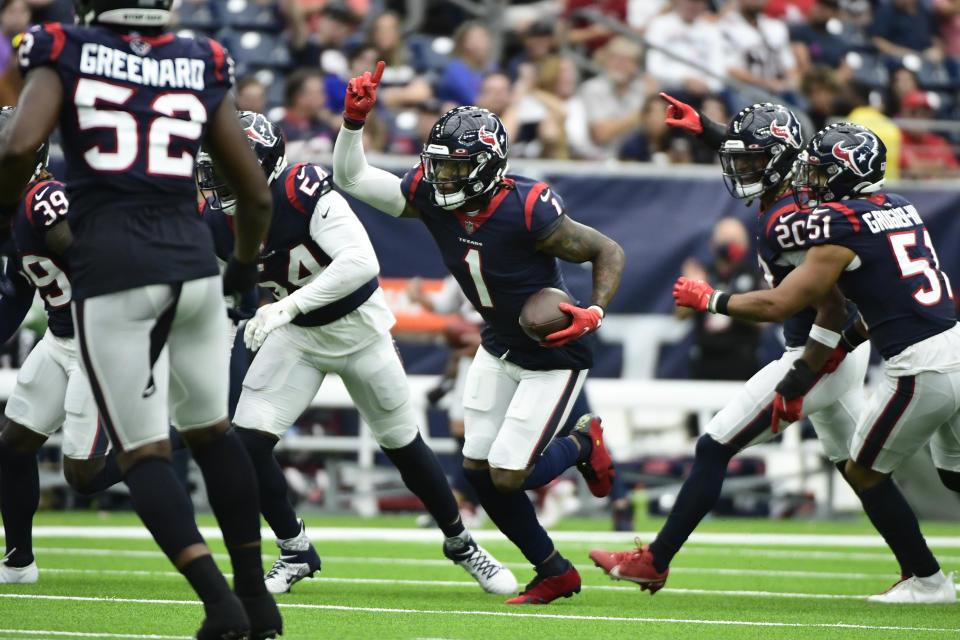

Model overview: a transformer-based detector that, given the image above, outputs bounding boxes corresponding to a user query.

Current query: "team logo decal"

[478,125,505,159]
[464,220,475,234]
[244,115,278,147]
[129,39,152,56]
[769,116,800,149]
[831,132,879,177]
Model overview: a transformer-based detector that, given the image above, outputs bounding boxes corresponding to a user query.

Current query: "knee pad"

[937,468,960,493]
[370,420,418,450]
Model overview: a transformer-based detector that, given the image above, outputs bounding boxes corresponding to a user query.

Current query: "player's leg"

[74,285,251,638]
[338,334,516,594]
[931,413,960,493]
[167,276,280,636]
[0,333,71,582]
[231,324,326,595]
[845,370,958,603]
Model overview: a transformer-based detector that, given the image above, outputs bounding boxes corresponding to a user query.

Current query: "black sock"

[383,433,463,538]
[858,477,940,578]
[182,554,234,606]
[124,457,205,563]
[235,428,300,540]
[0,442,38,566]
[648,435,735,573]
[230,545,267,597]
[536,553,570,578]
[836,461,909,577]
[463,466,554,566]
[450,437,480,505]
[521,436,579,490]
[75,451,123,495]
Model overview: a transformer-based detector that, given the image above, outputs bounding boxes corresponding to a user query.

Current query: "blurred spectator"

[844,80,902,181]
[933,0,960,81]
[802,66,842,130]
[0,0,30,73]
[626,0,670,33]
[644,0,727,100]
[562,0,628,53]
[289,0,360,77]
[678,217,763,381]
[569,36,654,160]
[236,75,268,114]
[475,71,523,141]
[898,90,960,179]
[720,0,800,99]
[435,21,495,107]
[388,99,444,154]
[619,94,706,164]
[514,55,581,159]
[279,68,338,157]
[887,66,921,116]
[505,19,557,80]
[26,0,71,23]
[868,0,943,64]
[790,0,855,71]
[765,0,816,22]
[325,42,377,113]
[368,11,434,109]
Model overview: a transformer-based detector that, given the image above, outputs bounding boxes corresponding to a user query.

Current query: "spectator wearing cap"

[289,0,361,78]
[720,0,800,99]
[236,75,268,115]
[644,0,727,101]
[898,90,960,179]
[505,19,557,81]
[869,0,943,66]
[435,21,496,107]
[279,68,338,157]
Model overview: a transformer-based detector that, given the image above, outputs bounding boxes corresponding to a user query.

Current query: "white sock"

[444,529,472,551]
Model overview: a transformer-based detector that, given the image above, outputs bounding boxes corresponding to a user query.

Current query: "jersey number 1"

[889,229,954,306]
[463,249,493,308]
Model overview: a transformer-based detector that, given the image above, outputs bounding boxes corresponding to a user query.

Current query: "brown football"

[519,287,573,342]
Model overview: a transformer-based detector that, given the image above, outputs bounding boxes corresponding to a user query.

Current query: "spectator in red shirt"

[562,0,627,53]
[898,90,960,179]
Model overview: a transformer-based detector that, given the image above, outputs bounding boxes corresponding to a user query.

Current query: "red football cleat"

[590,539,669,595]
[504,566,581,604]
[573,414,615,497]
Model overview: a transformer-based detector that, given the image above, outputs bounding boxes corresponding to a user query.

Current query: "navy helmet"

[0,106,49,183]
[74,0,173,27]
[421,106,508,210]
[792,122,886,209]
[197,111,287,212]
[719,103,803,201]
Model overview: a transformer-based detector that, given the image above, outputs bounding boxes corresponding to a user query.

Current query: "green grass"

[1,511,958,639]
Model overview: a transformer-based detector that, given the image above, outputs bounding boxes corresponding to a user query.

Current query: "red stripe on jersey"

[121,33,175,45]
[765,201,797,237]
[285,163,309,214]
[23,180,53,227]
[45,22,66,61]
[207,38,227,82]
[452,178,515,234]
[867,194,887,206]
[524,182,549,231]
[408,165,424,201]
[823,201,861,232]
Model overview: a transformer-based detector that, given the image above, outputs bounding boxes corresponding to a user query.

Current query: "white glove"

[243,296,300,352]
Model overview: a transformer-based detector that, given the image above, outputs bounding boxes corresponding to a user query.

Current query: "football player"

[0,107,121,584]
[198,111,516,596]
[333,61,625,604]
[588,101,924,598]
[0,1,280,637]
[669,123,959,603]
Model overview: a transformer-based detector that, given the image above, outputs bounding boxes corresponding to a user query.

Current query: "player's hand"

[222,255,258,297]
[673,277,714,312]
[820,345,847,375]
[226,288,259,324]
[344,60,385,125]
[770,359,818,433]
[243,297,300,352]
[660,92,703,135]
[542,303,603,347]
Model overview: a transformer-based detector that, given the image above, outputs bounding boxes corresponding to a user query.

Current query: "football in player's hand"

[519,288,573,342]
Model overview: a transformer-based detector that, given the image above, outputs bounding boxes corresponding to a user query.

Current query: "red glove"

[543,303,603,347]
[344,60,385,124]
[770,393,803,434]
[769,359,818,433]
[660,92,702,135]
[673,277,715,312]
[821,345,847,374]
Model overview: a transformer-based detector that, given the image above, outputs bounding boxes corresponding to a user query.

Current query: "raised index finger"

[659,92,683,110]
[371,60,386,85]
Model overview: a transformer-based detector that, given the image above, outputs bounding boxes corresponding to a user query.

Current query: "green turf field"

[2,511,958,639]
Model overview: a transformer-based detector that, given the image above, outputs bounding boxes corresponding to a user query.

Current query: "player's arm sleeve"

[0,261,35,344]
[700,114,727,150]
[332,125,407,217]
[285,190,380,313]
[17,23,62,75]
[523,182,567,240]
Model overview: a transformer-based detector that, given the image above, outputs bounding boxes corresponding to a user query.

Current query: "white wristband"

[588,305,604,327]
[809,324,841,348]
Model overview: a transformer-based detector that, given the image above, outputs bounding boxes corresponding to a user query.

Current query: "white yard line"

[0,594,956,633]
[0,631,188,639]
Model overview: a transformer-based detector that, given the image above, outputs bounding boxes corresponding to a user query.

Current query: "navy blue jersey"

[401,168,593,371]
[12,179,74,338]
[794,193,956,358]
[203,162,377,326]
[18,23,232,298]
[756,191,857,348]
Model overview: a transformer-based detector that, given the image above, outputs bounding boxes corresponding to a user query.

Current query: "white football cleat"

[444,538,518,595]
[263,520,322,594]
[0,550,38,584]
[867,571,957,604]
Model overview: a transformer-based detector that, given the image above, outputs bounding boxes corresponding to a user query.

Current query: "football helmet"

[719,103,803,201]
[74,0,173,27]
[420,106,508,210]
[792,122,886,209]
[196,111,287,212]
[0,106,49,183]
